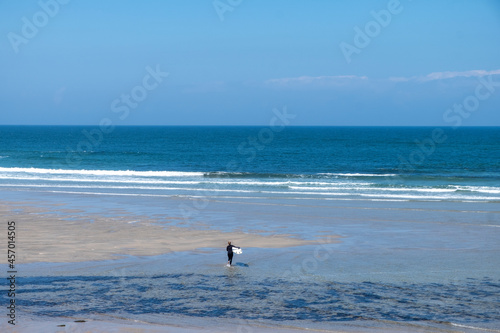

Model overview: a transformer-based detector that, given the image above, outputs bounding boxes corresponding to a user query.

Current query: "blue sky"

[1,0,499,126]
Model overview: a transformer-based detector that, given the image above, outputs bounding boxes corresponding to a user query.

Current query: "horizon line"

[0,124,499,128]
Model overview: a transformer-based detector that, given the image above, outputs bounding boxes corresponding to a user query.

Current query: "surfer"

[226,241,240,266]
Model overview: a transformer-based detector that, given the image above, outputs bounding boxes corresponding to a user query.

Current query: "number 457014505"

[7,221,16,268]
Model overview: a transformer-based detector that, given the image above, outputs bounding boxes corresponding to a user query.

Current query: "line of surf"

[1,169,499,192]
[3,184,499,201]
[0,175,371,186]
[1,177,499,198]
[0,167,204,178]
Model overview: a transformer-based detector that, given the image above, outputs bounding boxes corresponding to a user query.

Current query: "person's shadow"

[233,262,249,267]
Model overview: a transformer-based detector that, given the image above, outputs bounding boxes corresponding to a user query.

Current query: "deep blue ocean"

[0,126,499,203]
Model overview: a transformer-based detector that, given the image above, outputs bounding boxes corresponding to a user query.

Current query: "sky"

[1,0,499,126]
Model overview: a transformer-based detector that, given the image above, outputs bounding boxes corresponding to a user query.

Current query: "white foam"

[360,193,500,201]
[208,180,370,186]
[0,176,202,185]
[44,190,171,198]
[2,182,499,201]
[0,175,371,187]
[289,186,352,191]
[0,167,203,178]
[2,174,496,198]
[289,186,456,193]
[371,187,456,193]
[0,183,261,194]
[450,323,500,332]
[319,173,398,177]
[1,167,498,203]
[453,185,500,194]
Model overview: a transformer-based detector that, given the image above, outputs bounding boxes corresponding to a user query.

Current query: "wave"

[0,168,412,181]
[0,176,202,185]
[452,186,500,194]
[0,167,204,178]
[3,183,499,202]
[9,187,498,203]
[204,171,398,179]
[289,186,458,193]
[3,173,498,195]
[2,168,498,184]
[1,167,499,203]
[0,183,257,193]
[203,171,309,179]
[0,175,373,188]
[359,193,500,201]
[318,173,398,177]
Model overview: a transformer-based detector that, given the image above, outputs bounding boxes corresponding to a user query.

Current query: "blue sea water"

[0,126,499,203]
[1,126,500,331]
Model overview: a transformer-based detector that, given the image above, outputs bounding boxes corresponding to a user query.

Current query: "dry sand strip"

[0,201,338,263]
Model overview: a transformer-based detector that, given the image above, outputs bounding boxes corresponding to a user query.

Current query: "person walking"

[226,241,240,267]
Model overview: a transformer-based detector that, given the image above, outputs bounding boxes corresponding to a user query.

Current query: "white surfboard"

[233,248,242,254]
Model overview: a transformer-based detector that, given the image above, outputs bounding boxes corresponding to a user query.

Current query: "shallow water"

[10,248,500,332]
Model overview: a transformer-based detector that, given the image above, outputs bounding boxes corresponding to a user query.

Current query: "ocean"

[1,126,499,332]
[0,126,499,203]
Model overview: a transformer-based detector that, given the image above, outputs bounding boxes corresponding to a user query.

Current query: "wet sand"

[2,313,456,333]
[0,201,338,263]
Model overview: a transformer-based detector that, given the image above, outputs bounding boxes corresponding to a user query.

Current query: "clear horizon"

[1,124,500,128]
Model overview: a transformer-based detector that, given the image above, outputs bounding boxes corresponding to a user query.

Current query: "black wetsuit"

[226,245,238,265]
